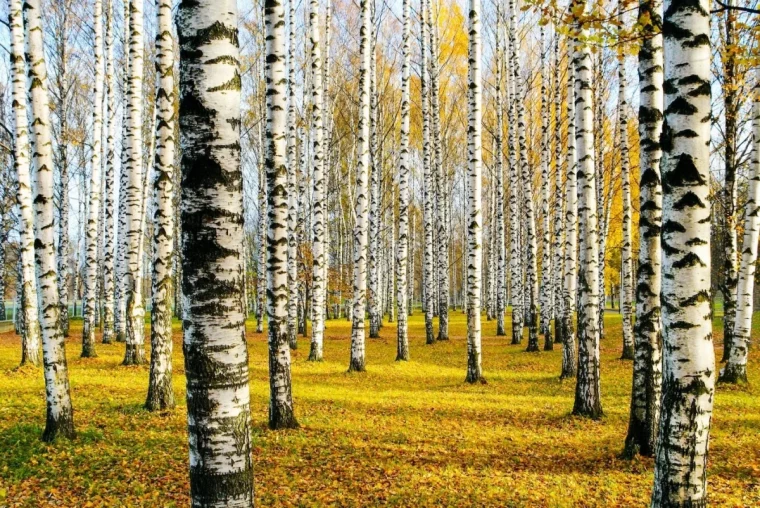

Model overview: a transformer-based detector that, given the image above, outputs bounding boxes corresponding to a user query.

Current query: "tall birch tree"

[177,0,254,503]
[9,0,41,367]
[349,0,372,372]
[465,0,484,384]
[571,0,602,419]
[308,0,327,363]
[25,0,76,441]
[145,0,176,411]
[266,0,299,429]
[561,51,577,380]
[720,78,760,385]
[651,0,714,503]
[396,0,412,361]
[82,0,104,358]
[102,0,117,344]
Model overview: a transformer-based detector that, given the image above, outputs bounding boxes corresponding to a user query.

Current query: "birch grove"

[5,0,758,504]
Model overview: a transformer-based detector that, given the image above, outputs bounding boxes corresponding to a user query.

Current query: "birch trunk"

[421,0,435,345]
[265,0,299,429]
[539,26,553,350]
[618,10,634,361]
[720,79,760,385]
[286,0,299,350]
[561,50,577,380]
[256,150,266,334]
[572,0,602,419]
[396,0,412,361]
[82,0,104,358]
[465,0,484,384]
[349,0,372,372]
[308,0,326,362]
[25,0,76,441]
[494,6,505,337]
[102,0,116,344]
[145,0,176,411]
[368,5,381,339]
[651,0,714,503]
[551,24,564,346]
[178,0,254,504]
[122,0,146,365]
[624,0,664,455]
[507,0,522,344]
[9,0,41,367]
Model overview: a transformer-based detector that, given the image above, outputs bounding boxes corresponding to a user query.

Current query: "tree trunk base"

[718,363,747,384]
[122,346,146,365]
[620,345,634,360]
[42,413,75,442]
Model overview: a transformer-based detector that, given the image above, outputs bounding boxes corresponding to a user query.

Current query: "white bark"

[652,0,714,503]
[465,0,483,383]
[9,0,41,367]
[178,0,254,504]
[25,0,76,441]
[82,0,104,358]
[102,0,116,344]
[349,0,372,372]
[572,0,602,419]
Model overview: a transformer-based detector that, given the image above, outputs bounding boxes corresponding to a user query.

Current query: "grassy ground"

[0,310,759,507]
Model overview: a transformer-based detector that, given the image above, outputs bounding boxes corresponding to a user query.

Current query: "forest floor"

[0,310,758,507]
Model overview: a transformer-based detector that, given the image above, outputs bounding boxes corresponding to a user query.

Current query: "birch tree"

[571,0,602,419]
[308,0,327,362]
[102,0,116,344]
[618,4,633,361]
[286,0,299,350]
[561,52,577,380]
[266,0,299,429]
[349,0,372,372]
[396,0,412,361]
[465,0,484,384]
[720,78,760,385]
[123,0,147,365]
[178,0,254,503]
[25,0,76,441]
[624,0,663,458]
[9,0,41,367]
[507,0,522,345]
[538,26,553,350]
[82,0,104,358]
[494,3,506,338]
[145,0,176,411]
[421,0,435,345]
[651,0,714,503]
[368,4,381,339]
[430,0,448,342]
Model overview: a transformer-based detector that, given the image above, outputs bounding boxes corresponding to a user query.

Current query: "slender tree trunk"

[9,0,41,367]
[465,0,484,384]
[507,0,522,345]
[518,68,538,353]
[539,26,553,350]
[122,0,146,365]
[264,0,299,429]
[552,22,565,346]
[115,0,131,344]
[368,4,381,339]
[286,0,299,350]
[561,50,577,380]
[102,0,116,344]
[719,79,760,385]
[618,4,634,361]
[145,0,176,412]
[721,0,738,364]
[349,0,372,373]
[308,0,326,362]
[25,0,76,441]
[256,147,266,334]
[421,0,435,345]
[178,1,254,504]
[494,5,506,338]
[571,0,602,419]
[396,0,412,361]
[82,0,104,358]
[652,0,714,504]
